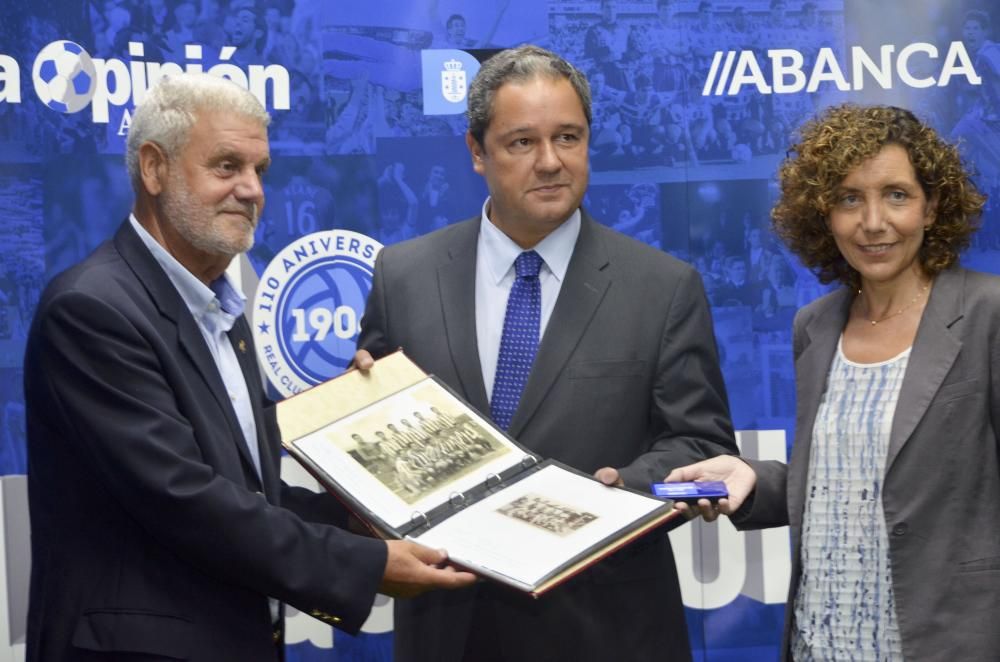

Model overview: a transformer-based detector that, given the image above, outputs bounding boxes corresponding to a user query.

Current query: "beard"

[160,171,258,258]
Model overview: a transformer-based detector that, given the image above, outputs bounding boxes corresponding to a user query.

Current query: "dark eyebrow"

[835,179,919,193]
[496,123,587,141]
[881,179,919,189]
[496,126,535,141]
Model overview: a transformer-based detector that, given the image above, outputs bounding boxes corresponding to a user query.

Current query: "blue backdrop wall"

[0,1,998,660]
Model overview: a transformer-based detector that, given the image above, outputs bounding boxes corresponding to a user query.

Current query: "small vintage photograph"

[328,381,512,504]
[496,493,598,537]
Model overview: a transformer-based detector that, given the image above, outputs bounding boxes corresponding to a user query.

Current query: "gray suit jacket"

[358,213,736,662]
[740,266,1000,661]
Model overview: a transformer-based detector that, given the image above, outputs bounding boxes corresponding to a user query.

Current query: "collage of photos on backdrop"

[0,0,994,492]
[0,0,992,477]
[0,0,999,659]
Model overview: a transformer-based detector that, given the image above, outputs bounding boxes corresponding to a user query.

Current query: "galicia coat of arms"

[441,58,467,103]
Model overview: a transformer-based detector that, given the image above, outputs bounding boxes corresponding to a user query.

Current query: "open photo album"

[277,351,681,596]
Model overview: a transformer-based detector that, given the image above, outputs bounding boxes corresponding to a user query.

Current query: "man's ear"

[465,131,485,175]
[138,142,169,196]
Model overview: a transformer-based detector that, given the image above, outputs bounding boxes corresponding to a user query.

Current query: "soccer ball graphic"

[32,40,97,113]
[277,257,372,384]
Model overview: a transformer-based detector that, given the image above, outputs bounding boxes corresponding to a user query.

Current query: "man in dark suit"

[354,45,737,662]
[23,72,474,662]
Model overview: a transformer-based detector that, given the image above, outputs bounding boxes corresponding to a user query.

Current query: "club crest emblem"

[441,59,467,103]
[251,230,382,398]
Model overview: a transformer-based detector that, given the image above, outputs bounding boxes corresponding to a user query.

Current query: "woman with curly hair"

[667,104,1000,661]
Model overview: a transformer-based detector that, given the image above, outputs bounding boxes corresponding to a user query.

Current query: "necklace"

[857,281,930,326]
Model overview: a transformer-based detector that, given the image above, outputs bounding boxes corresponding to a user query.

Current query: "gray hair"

[466,45,591,147]
[125,73,270,192]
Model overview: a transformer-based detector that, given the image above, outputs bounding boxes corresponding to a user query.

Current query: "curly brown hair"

[771,104,986,288]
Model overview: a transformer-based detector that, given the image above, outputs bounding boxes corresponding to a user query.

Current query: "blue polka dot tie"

[490,250,543,431]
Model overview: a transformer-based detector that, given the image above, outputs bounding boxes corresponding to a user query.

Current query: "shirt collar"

[128,214,246,322]
[478,199,581,285]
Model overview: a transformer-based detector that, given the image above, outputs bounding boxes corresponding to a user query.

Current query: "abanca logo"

[703,41,981,96]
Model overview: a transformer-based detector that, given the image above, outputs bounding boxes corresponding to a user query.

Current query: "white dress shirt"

[474,201,581,403]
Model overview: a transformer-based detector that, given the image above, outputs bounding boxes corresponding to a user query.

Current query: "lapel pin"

[238,339,247,354]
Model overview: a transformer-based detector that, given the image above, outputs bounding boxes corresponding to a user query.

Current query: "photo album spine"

[397,454,543,537]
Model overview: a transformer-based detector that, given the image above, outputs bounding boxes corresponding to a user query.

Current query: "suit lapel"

[787,288,851,527]
[437,221,490,414]
[508,215,610,438]
[114,221,263,485]
[229,316,273,493]
[886,268,964,471]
